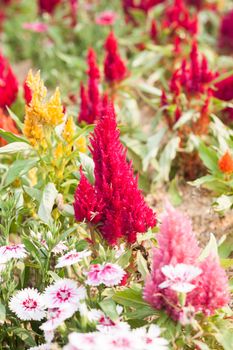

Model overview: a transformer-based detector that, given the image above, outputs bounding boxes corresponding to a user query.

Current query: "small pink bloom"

[55,249,91,268]
[40,305,77,331]
[95,11,117,26]
[0,244,27,263]
[86,263,126,287]
[159,264,202,293]
[9,288,46,321]
[22,22,48,33]
[52,241,68,255]
[43,279,86,308]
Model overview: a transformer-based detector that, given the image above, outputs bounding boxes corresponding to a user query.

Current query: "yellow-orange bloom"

[23,70,64,146]
[218,151,233,174]
[62,116,75,144]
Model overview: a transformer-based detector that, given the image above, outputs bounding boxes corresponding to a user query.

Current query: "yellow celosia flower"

[75,136,86,153]
[23,70,64,147]
[62,116,75,144]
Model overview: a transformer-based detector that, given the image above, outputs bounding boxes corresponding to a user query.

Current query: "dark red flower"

[74,103,156,245]
[78,48,101,124]
[104,31,127,83]
[38,0,62,14]
[219,9,233,52]
[0,53,18,109]
[213,75,233,121]
[150,19,157,43]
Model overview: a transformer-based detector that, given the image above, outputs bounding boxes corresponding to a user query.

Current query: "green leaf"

[4,159,38,186]
[168,178,182,206]
[23,238,44,268]
[38,183,58,225]
[23,186,42,202]
[136,251,149,280]
[99,299,118,321]
[6,107,24,130]
[213,195,233,212]
[198,142,219,174]
[157,137,180,182]
[0,304,6,322]
[215,329,233,350]
[193,340,210,350]
[190,175,216,187]
[220,259,233,269]
[79,153,95,184]
[0,142,32,154]
[142,128,166,172]
[199,233,218,261]
[10,328,36,347]
[113,288,149,308]
[117,249,132,268]
[0,129,28,144]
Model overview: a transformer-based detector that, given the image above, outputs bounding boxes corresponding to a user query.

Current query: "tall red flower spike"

[144,203,229,320]
[170,41,215,96]
[78,48,101,124]
[164,0,198,36]
[74,102,156,245]
[0,108,19,146]
[104,32,127,83]
[38,0,62,14]
[219,9,233,52]
[0,53,18,109]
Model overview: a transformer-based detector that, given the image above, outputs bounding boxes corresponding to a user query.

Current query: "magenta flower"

[104,31,128,83]
[74,102,156,245]
[0,53,18,109]
[95,11,117,26]
[38,0,62,14]
[144,204,229,320]
[219,9,233,52]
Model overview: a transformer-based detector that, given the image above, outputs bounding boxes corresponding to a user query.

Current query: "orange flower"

[218,151,233,174]
[0,108,19,146]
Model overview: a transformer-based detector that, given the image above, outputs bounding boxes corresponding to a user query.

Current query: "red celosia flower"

[213,75,233,121]
[104,31,127,83]
[218,151,233,174]
[144,203,229,320]
[78,48,101,124]
[38,0,62,14]
[95,11,117,26]
[0,53,18,109]
[0,108,19,146]
[122,0,164,15]
[74,171,103,224]
[150,19,157,43]
[74,103,156,245]
[23,80,32,105]
[69,0,78,27]
[219,9,233,52]
[164,0,198,36]
[170,41,215,96]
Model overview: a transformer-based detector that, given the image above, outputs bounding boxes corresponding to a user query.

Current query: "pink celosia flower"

[22,22,48,33]
[9,288,46,321]
[78,48,101,124]
[219,9,233,52]
[43,279,86,308]
[0,53,18,109]
[55,249,91,268]
[40,305,77,331]
[0,244,27,263]
[74,102,156,245]
[144,204,229,320]
[96,11,117,26]
[38,0,62,14]
[86,263,126,287]
[104,31,128,83]
[159,264,202,293]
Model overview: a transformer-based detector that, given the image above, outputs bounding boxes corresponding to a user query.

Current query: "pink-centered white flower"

[55,250,91,268]
[43,279,86,308]
[0,244,27,263]
[134,325,169,350]
[29,344,51,350]
[86,263,125,287]
[159,264,202,293]
[9,288,46,321]
[40,305,78,331]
